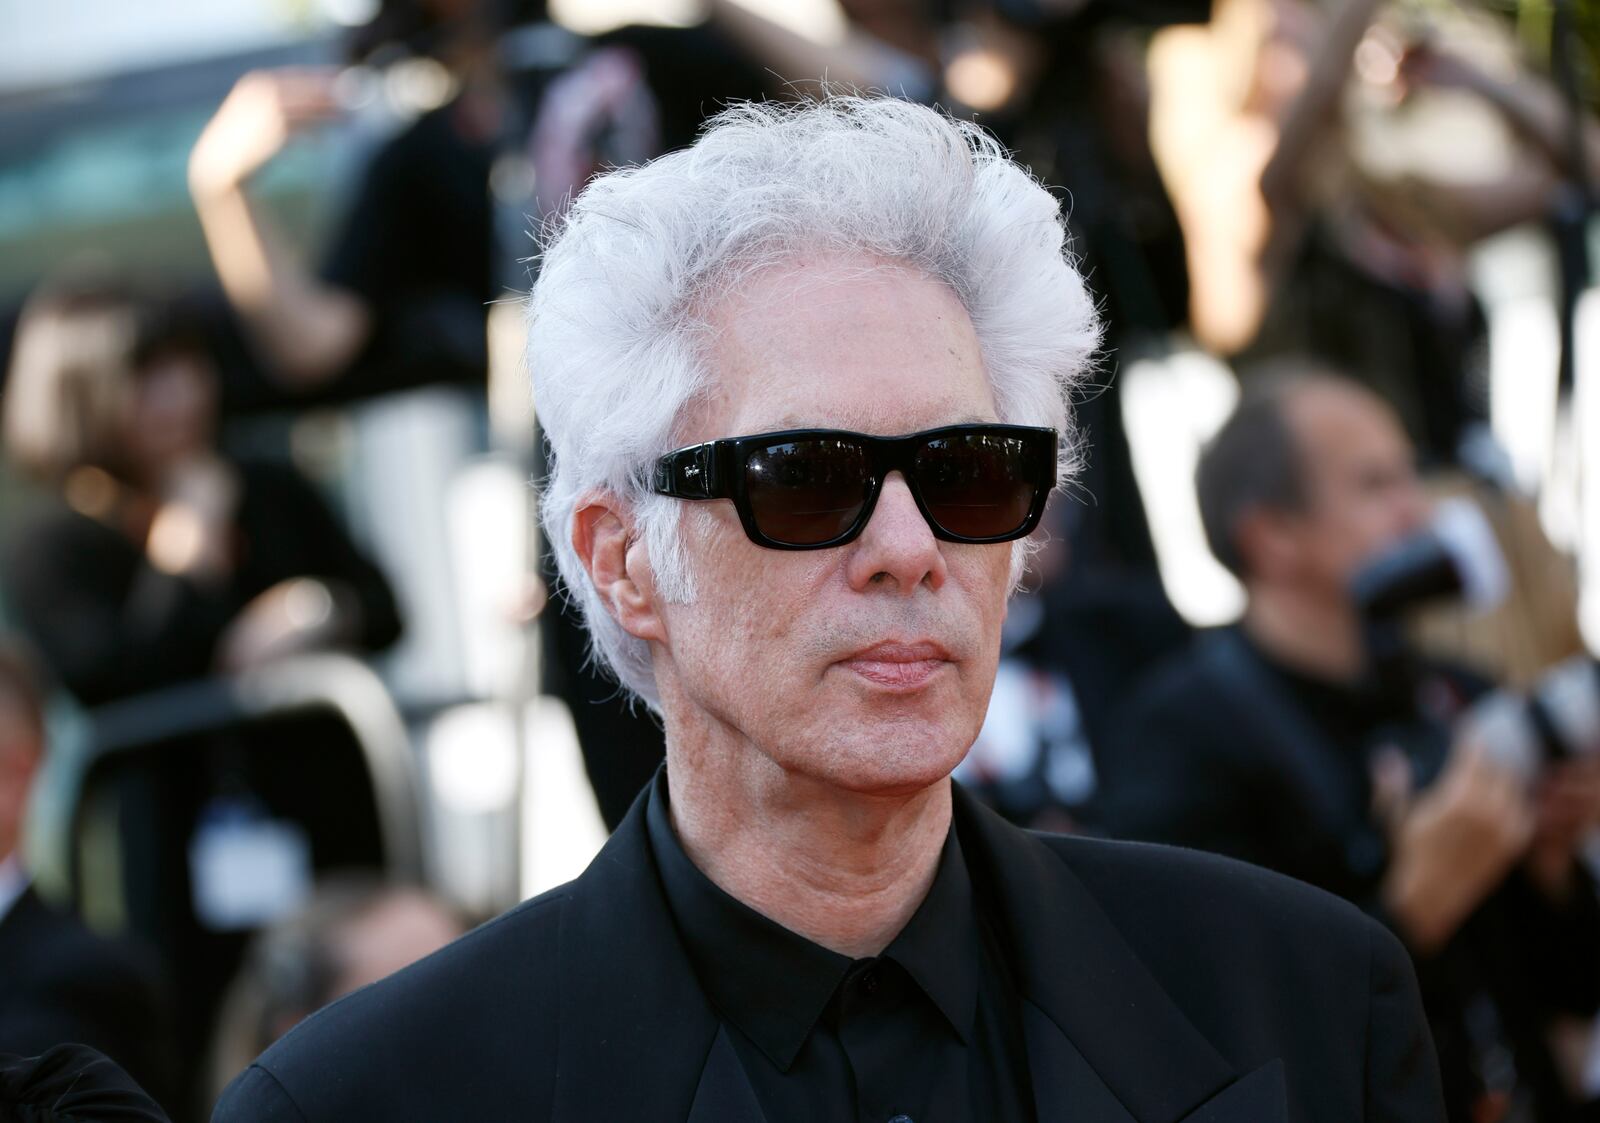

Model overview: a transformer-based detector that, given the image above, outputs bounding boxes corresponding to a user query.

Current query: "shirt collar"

[0,852,29,926]
[881,816,980,1044]
[644,769,980,1070]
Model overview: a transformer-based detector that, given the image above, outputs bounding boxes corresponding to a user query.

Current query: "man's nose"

[844,472,948,592]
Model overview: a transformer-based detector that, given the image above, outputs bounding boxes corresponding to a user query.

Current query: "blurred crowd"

[1,0,1599,1119]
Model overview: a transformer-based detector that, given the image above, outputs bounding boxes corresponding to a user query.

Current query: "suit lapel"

[551,789,765,1121]
[1019,998,1289,1123]
[1021,1001,1136,1123]
[1175,1060,1287,1121]
[954,786,1240,1123]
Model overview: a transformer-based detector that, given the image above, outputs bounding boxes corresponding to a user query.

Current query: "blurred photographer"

[1099,367,1600,1122]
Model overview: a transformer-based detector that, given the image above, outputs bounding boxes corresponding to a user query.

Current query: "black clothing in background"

[597,23,773,153]
[1003,13,1196,570]
[646,776,1034,1123]
[214,770,1444,1121]
[1241,225,1489,464]
[0,889,180,1118]
[1,460,401,707]
[1099,627,1600,1122]
[0,1044,172,1123]
[958,566,1189,830]
[1023,567,1191,752]
[316,102,496,404]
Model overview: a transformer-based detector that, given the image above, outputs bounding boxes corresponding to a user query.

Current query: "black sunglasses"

[650,424,1057,550]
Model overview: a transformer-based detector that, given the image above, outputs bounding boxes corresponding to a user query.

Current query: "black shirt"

[645,772,1034,1123]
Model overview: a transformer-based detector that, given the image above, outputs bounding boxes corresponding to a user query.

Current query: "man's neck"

[1243,585,1366,684]
[662,730,951,960]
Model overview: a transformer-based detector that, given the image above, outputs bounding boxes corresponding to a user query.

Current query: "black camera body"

[1350,502,1600,785]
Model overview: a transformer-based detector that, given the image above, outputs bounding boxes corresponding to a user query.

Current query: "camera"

[1350,498,1600,783]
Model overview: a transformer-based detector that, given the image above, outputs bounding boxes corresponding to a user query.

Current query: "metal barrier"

[56,654,421,1116]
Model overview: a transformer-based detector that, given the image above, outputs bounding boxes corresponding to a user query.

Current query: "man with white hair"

[214,96,1444,1122]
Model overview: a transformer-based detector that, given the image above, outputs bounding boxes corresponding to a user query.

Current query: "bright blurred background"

[1,0,1597,1118]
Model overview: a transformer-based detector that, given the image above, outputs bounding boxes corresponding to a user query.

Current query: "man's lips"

[837,641,953,690]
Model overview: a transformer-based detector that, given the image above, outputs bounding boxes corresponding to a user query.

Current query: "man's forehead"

[692,254,995,440]
[1285,381,1409,454]
[709,251,927,309]
[759,409,996,435]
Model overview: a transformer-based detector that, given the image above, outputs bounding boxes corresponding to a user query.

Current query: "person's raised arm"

[188,69,371,390]
[1401,43,1600,190]
[1149,0,1384,355]
[1257,0,1384,204]
[1148,22,1278,354]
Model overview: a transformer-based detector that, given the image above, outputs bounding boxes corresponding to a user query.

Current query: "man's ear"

[1234,506,1301,584]
[571,495,667,645]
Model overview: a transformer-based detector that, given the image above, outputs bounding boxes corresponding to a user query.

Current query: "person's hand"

[214,578,352,673]
[1524,757,1600,899]
[188,68,341,198]
[159,454,238,519]
[1380,739,1535,955]
[145,456,239,579]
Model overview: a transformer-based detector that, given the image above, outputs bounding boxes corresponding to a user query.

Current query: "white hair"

[528,95,1100,708]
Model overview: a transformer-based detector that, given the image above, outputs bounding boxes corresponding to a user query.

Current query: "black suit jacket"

[0,887,179,1113]
[213,781,1443,1122]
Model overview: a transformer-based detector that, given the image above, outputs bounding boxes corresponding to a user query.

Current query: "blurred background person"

[0,273,402,707]
[205,877,466,1108]
[1099,367,1600,1122]
[185,0,771,407]
[185,0,538,404]
[0,642,181,1115]
[1147,0,1596,464]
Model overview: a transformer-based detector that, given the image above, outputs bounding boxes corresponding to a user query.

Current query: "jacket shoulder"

[1040,830,1381,952]
[1035,831,1415,1044]
[224,890,571,1121]
[1034,831,1439,1117]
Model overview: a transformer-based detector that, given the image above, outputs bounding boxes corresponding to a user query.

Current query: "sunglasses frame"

[649,423,1058,550]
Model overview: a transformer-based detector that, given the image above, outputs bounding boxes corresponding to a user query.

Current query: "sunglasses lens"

[745,437,873,545]
[915,432,1049,539]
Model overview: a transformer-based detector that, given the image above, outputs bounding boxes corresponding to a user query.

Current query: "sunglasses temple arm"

[653,442,721,499]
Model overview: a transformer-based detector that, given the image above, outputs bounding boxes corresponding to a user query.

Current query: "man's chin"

[802,721,973,797]
[813,762,958,800]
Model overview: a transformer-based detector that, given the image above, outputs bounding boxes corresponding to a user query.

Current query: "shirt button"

[858,968,880,995]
